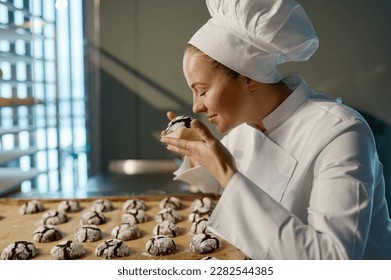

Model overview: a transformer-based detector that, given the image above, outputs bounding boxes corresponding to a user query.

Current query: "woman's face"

[183,52,252,133]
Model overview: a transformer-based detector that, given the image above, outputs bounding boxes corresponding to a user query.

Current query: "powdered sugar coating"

[90,199,114,212]
[122,209,148,225]
[95,239,131,259]
[145,235,176,256]
[80,210,106,225]
[111,223,142,241]
[1,241,37,260]
[58,200,81,212]
[163,115,192,135]
[153,221,181,238]
[189,233,220,254]
[41,210,68,225]
[33,225,62,243]
[155,208,181,223]
[74,225,102,242]
[190,218,209,234]
[50,240,86,260]
[123,198,147,211]
[19,200,44,215]
[191,197,216,211]
[188,207,213,222]
[159,196,182,210]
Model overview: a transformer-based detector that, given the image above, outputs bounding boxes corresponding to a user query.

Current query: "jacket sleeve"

[173,156,222,194]
[208,120,380,259]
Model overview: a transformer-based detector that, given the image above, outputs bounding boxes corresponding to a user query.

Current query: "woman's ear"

[246,77,258,91]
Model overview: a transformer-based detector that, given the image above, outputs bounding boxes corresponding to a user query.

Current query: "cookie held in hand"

[161,115,202,141]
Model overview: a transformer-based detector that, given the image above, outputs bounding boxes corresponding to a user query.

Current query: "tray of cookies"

[0,195,245,260]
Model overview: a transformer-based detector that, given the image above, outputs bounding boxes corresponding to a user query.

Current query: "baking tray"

[0,195,245,260]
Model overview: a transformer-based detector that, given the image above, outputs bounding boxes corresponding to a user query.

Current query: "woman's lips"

[208,114,217,123]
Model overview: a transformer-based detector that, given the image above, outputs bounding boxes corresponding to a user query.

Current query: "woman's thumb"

[191,119,215,142]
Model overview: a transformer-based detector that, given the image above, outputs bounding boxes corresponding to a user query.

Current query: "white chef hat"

[188,0,319,83]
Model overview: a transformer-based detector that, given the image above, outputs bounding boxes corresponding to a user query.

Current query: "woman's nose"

[192,96,206,114]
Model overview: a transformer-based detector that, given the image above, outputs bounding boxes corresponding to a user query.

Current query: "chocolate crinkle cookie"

[191,197,216,211]
[80,210,106,225]
[189,233,220,254]
[153,220,181,238]
[188,207,213,223]
[33,225,62,243]
[90,199,114,212]
[145,235,176,256]
[155,208,181,223]
[122,209,148,225]
[122,198,147,211]
[1,241,37,260]
[19,200,45,215]
[111,223,142,241]
[190,218,209,235]
[74,225,102,242]
[95,239,131,259]
[159,196,182,210]
[50,240,86,260]
[57,200,81,213]
[41,210,68,225]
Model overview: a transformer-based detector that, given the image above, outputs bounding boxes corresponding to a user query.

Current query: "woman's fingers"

[191,119,216,143]
[166,111,177,121]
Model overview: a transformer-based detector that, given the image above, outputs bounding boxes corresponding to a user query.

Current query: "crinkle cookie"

[188,207,213,223]
[190,218,209,234]
[95,239,131,259]
[123,198,147,211]
[145,235,176,256]
[58,200,82,212]
[50,240,86,260]
[111,223,142,241]
[159,196,182,210]
[189,233,220,254]
[1,241,37,260]
[191,197,216,211]
[90,199,114,212]
[155,208,180,223]
[122,209,148,225]
[153,220,181,238]
[74,225,102,242]
[33,225,62,243]
[19,200,45,215]
[80,210,106,225]
[41,210,68,225]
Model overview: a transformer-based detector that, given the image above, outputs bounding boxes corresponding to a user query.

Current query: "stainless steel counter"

[4,172,196,199]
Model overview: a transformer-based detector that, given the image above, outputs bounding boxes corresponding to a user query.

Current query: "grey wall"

[98,0,391,173]
[99,0,209,171]
[280,0,391,125]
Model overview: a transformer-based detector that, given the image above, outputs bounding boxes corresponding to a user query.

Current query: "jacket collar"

[262,75,309,132]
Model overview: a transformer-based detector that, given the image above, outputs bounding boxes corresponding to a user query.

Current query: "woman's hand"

[161,118,238,187]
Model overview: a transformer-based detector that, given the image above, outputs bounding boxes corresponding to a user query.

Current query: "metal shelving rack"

[0,0,57,196]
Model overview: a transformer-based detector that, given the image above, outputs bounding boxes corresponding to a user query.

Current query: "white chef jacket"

[174,75,391,260]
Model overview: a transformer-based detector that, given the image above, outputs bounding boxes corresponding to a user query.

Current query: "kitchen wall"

[98,0,209,171]
[97,0,391,183]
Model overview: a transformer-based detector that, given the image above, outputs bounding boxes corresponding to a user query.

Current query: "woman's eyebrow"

[190,82,208,89]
